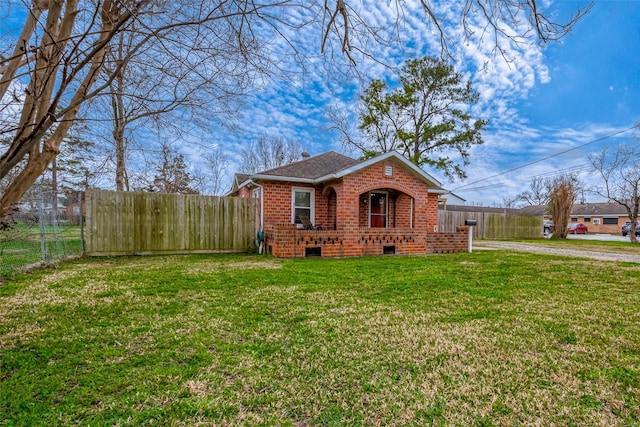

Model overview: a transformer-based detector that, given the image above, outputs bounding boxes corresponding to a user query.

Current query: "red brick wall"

[545,214,629,235]
[236,158,439,234]
[395,193,412,228]
[358,197,368,227]
[326,189,337,230]
[237,186,252,198]
[265,224,297,258]
[339,159,438,233]
[357,228,427,255]
[573,216,626,235]
[237,157,448,257]
[259,182,328,228]
[426,226,470,253]
[266,226,470,258]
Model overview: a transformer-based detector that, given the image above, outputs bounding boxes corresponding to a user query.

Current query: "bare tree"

[0,0,274,219]
[241,136,302,174]
[548,175,578,239]
[203,149,230,196]
[0,1,591,222]
[589,144,640,244]
[93,18,251,191]
[502,196,520,209]
[517,176,550,206]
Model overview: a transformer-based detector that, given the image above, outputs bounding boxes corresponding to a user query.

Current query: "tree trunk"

[0,0,127,222]
[114,126,127,191]
[111,32,129,192]
[0,147,56,220]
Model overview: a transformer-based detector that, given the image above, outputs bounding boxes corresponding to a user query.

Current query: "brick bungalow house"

[229,151,470,257]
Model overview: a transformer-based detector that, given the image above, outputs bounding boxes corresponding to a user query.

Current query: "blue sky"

[2,2,638,204]
[204,0,640,206]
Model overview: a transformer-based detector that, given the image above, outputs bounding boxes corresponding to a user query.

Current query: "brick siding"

[426,226,470,253]
[265,225,469,258]
[238,157,467,257]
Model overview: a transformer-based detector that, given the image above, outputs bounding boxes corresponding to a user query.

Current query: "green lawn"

[510,237,640,253]
[1,250,639,426]
[0,224,82,277]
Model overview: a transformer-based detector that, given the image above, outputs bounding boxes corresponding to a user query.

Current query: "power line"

[531,162,592,178]
[461,163,594,192]
[452,124,639,192]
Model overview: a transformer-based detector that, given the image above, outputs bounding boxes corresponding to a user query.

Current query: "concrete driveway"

[566,233,632,243]
[475,239,640,262]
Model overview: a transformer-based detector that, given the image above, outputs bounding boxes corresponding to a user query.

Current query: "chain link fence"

[0,191,85,279]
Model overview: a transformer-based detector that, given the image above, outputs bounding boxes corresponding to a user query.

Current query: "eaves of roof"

[250,174,316,184]
[253,151,444,190]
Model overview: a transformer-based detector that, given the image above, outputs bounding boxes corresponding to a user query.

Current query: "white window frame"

[592,218,601,225]
[291,187,315,225]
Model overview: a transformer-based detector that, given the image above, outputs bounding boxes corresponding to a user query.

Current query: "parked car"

[567,222,588,234]
[621,221,640,236]
[543,220,554,234]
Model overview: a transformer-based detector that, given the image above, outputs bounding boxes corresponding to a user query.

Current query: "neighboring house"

[65,191,87,224]
[440,204,521,214]
[229,151,470,257]
[517,202,633,234]
[438,192,466,208]
[16,193,66,219]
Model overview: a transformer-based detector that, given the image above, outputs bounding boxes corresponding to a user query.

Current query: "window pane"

[369,192,388,228]
[295,191,311,207]
[294,208,311,223]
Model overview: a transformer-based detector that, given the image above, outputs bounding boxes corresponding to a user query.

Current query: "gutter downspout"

[249,180,264,253]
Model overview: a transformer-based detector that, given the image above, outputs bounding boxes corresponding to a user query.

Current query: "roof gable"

[325,151,443,188]
[230,173,250,193]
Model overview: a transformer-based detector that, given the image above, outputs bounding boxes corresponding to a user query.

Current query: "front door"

[369,192,388,228]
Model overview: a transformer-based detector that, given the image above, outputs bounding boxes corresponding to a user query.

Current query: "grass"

[493,237,640,255]
[1,249,639,426]
[0,224,82,278]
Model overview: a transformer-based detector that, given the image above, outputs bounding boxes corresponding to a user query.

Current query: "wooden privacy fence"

[438,210,542,239]
[86,190,257,255]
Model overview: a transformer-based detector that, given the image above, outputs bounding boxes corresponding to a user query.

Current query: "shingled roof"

[256,151,359,180]
[229,150,445,194]
[570,202,629,216]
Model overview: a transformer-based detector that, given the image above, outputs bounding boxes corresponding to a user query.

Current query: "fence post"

[79,191,85,253]
[38,196,46,260]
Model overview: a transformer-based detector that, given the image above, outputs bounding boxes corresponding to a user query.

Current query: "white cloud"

[178,1,622,205]
[449,122,636,205]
